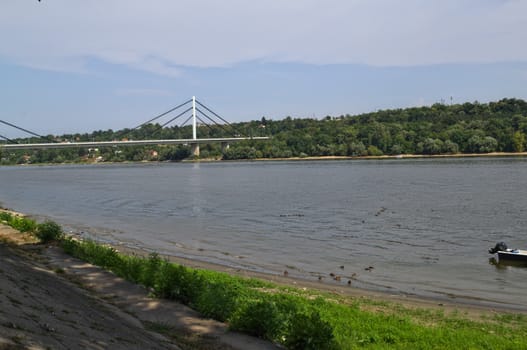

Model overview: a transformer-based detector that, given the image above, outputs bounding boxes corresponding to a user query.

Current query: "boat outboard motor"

[489,242,508,254]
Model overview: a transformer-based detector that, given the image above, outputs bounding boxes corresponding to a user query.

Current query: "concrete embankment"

[0,224,278,350]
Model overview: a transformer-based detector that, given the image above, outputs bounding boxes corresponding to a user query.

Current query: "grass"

[0,211,37,233]
[0,211,62,243]
[2,213,527,349]
[58,237,527,350]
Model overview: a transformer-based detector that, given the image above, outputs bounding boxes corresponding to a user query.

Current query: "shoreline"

[3,207,526,317]
[150,151,527,163]
[240,151,527,162]
[111,242,527,317]
[3,151,527,167]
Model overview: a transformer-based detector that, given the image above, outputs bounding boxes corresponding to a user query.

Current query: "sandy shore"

[199,151,527,163]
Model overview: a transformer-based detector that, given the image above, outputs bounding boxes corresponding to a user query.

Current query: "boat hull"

[497,249,527,262]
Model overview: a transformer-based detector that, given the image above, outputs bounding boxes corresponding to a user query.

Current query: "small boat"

[489,242,527,262]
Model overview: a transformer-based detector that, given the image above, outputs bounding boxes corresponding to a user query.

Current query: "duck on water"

[489,242,527,263]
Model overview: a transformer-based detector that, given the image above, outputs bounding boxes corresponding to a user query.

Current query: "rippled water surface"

[1,158,527,309]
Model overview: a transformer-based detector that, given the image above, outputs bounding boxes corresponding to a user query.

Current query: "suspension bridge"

[0,96,269,156]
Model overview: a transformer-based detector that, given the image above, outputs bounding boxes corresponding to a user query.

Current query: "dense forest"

[2,98,527,164]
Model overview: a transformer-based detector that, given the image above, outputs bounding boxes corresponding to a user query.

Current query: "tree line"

[2,98,527,164]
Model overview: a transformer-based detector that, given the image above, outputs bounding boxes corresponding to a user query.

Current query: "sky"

[1,0,527,138]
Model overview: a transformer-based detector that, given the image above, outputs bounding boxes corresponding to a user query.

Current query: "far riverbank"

[4,151,527,167]
[269,151,527,161]
[183,151,527,163]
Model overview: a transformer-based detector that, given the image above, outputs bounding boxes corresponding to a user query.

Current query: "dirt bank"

[0,224,278,350]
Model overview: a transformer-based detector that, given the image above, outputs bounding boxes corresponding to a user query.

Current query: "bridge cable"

[195,115,240,138]
[158,107,193,129]
[0,133,19,144]
[195,107,233,135]
[195,100,245,137]
[118,99,192,140]
[150,107,193,137]
[0,119,57,143]
[179,114,193,128]
[130,99,192,131]
[195,116,217,134]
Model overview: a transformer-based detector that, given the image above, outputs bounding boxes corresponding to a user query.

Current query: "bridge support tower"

[190,96,200,156]
[190,143,200,157]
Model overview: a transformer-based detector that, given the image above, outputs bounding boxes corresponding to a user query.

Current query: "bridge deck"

[0,137,269,150]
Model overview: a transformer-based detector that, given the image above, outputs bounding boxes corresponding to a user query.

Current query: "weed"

[4,214,37,233]
[35,220,63,243]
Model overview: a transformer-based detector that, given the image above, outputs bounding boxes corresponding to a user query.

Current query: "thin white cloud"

[0,0,526,74]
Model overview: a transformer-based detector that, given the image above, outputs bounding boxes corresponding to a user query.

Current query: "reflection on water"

[1,158,527,309]
[489,257,527,269]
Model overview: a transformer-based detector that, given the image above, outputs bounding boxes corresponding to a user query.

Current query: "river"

[1,157,526,309]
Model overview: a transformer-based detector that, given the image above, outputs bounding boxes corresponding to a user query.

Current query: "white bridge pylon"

[192,95,197,141]
[191,95,198,155]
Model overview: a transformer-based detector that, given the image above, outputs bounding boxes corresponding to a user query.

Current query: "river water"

[1,158,526,309]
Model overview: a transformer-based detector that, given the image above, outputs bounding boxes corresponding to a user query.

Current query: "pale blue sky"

[1,0,526,138]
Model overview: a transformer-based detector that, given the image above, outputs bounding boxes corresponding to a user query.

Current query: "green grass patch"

[57,236,527,350]
[1,211,37,233]
[1,211,63,244]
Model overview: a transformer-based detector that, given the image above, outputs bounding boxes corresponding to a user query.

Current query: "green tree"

[348,142,367,156]
[512,131,526,152]
[421,138,443,155]
[367,145,383,156]
[442,140,459,154]
[468,136,498,153]
[389,144,403,155]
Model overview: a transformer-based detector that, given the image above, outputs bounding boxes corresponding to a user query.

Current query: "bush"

[140,252,163,288]
[229,298,284,339]
[152,259,187,299]
[285,311,336,350]
[114,254,144,284]
[0,211,12,223]
[35,220,63,243]
[194,279,245,322]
